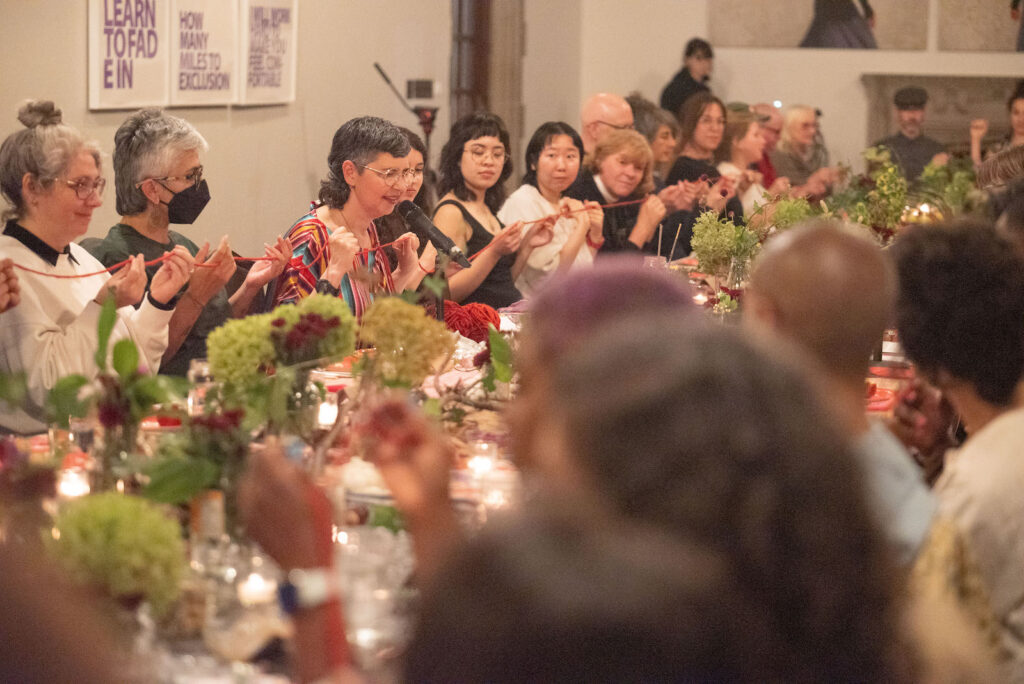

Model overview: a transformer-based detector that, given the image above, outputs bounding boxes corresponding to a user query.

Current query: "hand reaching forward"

[150,245,195,305]
[244,236,291,289]
[491,221,524,255]
[95,254,147,308]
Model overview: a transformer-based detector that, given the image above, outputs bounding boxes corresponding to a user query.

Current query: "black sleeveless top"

[433,199,521,309]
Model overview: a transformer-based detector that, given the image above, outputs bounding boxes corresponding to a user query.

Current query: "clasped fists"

[95,254,147,308]
[0,258,20,313]
[492,221,524,255]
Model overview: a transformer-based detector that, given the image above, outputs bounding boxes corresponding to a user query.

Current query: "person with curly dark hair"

[892,219,1024,678]
[432,113,550,308]
[273,117,422,317]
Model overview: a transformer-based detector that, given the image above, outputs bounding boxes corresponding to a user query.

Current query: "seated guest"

[770,105,837,195]
[892,220,1024,678]
[579,92,635,157]
[274,117,422,315]
[716,106,791,216]
[567,130,667,255]
[433,113,547,308]
[0,100,191,433]
[374,127,436,275]
[627,93,680,184]
[498,121,603,295]
[659,38,713,118]
[0,257,19,312]
[85,109,289,376]
[752,102,785,189]
[743,222,935,565]
[970,80,1024,167]
[665,93,743,223]
[874,87,947,184]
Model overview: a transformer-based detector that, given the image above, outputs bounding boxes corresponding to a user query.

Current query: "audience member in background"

[497,121,602,296]
[374,127,436,275]
[665,93,742,224]
[744,222,935,565]
[716,106,791,216]
[85,109,289,376]
[752,102,786,189]
[567,130,667,255]
[0,100,192,434]
[659,38,713,119]
[771,105,837,196]
[874,87,948,184]
[0,258,19,312]
[434,113,549,308]
[578,92,635,157]
[627,93,681,185]
[800,0,877,49]
[971,80,1024,167]
[893,220,1024,679]
[242,261,916,682]
[274,117,422,316]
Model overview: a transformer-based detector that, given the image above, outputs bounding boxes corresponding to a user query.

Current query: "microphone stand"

[373,62,440,163]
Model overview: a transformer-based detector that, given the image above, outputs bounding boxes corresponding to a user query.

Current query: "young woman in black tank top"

[433,113,553,309]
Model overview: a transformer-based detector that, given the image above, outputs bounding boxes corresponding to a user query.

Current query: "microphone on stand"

[398,200,472,269]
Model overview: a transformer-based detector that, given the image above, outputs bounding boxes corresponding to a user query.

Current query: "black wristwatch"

[315,279,340,297]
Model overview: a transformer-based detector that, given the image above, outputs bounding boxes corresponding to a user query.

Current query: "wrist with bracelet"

[586,232,605,250]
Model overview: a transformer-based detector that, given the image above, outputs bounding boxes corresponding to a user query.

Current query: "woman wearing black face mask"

[85,109,289,376]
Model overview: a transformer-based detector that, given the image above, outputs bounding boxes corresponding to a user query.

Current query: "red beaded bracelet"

[586,233,605,250]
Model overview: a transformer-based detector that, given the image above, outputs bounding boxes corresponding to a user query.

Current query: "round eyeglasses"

[63,177,107,200]
[359,164,420,187]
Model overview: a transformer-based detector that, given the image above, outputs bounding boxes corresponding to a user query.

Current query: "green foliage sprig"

[690,210,759,277]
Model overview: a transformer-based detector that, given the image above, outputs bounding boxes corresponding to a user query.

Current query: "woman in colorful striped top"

[273,117,423,318]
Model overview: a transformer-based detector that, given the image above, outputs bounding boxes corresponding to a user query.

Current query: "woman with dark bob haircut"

[497,121,604,295]
[273,116,422,317]
[433,113,550,308]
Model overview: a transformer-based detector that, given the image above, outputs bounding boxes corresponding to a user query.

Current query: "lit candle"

[237,572,277,607]
[693,292,708,306]
[318,400,339,428]
[57,468,91,499]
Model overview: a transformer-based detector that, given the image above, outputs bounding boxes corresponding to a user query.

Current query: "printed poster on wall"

[88,0,170,109]
[170,0,237,105]
[238,0,298,105]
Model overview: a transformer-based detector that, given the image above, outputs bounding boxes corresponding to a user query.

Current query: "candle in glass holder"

[693,292,708,306]
[318,395,339,428]
[237,572,277,607]
[467,441,498,478]
[57,467,91,499]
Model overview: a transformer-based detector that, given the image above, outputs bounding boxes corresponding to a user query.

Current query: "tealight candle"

[237,572,277,607]
[318,398,339,428]
[693,292,708,306]
[57,468,91,499]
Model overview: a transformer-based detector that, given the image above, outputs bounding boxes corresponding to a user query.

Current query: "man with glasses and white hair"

[85,108,289,376]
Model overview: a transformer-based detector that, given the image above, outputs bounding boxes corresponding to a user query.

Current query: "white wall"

[528,0,1024,173]
[0,0,451,256]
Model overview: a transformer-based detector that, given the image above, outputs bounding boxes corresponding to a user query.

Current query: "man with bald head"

[743,222,934,565]
[579,92,635,155]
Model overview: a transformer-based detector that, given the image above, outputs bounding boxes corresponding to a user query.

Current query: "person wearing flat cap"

[874,86,948,183]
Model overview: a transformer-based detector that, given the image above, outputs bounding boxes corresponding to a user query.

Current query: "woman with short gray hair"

[273,116,422,316]
[84,108,289,376]
[0,100,193,432]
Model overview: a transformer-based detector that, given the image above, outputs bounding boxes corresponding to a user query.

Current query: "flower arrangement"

[143,408,248,532]
[917,157,980,216]
[206,294,356,437]
[358,296,457,389]
[827,146,908,245]
[45,492,186,616]
[690,210,759,287]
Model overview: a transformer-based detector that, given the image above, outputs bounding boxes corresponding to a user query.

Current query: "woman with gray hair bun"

[0,100,193,433]
[84,108,289,376]
[273,116,422,316]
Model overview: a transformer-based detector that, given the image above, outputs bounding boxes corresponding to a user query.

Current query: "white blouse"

[0,235,173,433]
[497,184,594,296]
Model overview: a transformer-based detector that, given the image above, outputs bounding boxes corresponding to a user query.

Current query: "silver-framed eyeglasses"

[63,177,107,200]
[151,165,204,188]
[360,164,419,187]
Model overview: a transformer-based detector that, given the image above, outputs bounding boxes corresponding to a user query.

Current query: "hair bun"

[17,100,63,129]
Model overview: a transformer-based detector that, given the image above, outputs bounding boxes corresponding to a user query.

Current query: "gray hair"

[113,108,208,216]
[626,93,680,144]
[0,100,101,222]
